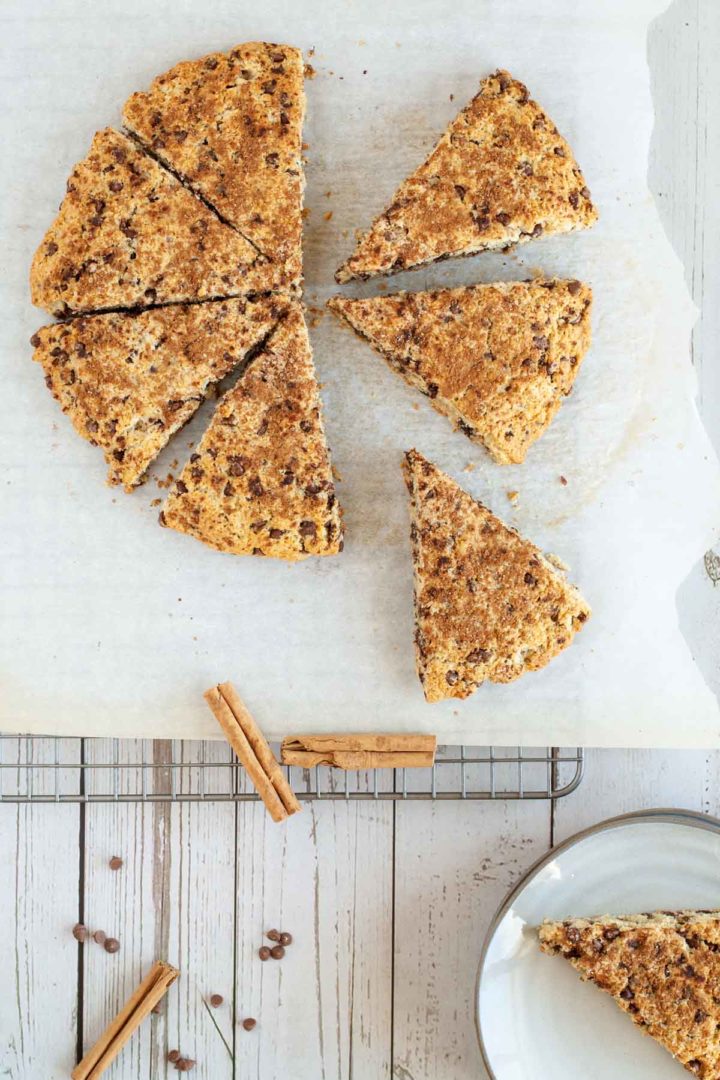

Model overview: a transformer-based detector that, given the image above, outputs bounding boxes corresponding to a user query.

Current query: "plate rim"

[475,806,720,1079]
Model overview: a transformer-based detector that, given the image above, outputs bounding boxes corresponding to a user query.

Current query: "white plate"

[476,809,720,1079]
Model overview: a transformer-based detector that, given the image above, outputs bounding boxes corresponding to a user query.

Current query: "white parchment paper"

[1,0,719,745]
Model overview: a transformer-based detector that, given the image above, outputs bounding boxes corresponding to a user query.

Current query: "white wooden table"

[2,3,719,1077]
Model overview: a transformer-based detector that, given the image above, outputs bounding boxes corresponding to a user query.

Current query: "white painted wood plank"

[234,797,394,1080]
[80,739,171,1079]
[163,740,236,1080]
[392,800,550,1080]
[0,738,80,1080]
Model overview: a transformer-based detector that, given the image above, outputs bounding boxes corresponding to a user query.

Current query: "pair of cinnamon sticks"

[203,681,437,822]
[72,961,178,1079]
[204,682,301,822]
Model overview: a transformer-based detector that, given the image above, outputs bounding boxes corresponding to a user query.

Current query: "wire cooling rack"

[0,736,583,803]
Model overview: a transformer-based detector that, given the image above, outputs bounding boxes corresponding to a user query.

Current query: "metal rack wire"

[0,736,584,803]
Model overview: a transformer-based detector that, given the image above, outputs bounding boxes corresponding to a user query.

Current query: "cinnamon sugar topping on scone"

[403,449,590,701]
[123,42,305,291]
[32,296,287,490]
[337,69,597,282]
[161,304,343,559]
[329,279,592,464]
[540,910,720,1078]
[30,129,279,317]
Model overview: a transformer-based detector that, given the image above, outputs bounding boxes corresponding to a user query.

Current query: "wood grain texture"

[0,739,80,1080]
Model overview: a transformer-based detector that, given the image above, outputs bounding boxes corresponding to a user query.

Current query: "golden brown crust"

[161,304,343,559]
[403,449,590,702]
[539,911,720,1077]
[29,129,281,317]
[31,296,287,490]
[336,69,597,282]
[329,279,592,464]
[123,42,305,291]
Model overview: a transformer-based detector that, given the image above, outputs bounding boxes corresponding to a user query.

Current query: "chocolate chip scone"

[539,911,720,1077]
[336,69,597,283]
[32,296,287,490]
[161,304,343,559]
[403,449,589,701]
[123,42,305,292]
[329,279,592,464]
[30,129,280,317]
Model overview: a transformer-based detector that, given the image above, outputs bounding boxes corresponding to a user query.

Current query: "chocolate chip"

[256,419,269,436]
[267,929,281,942]
[281,470,294,485]
[695,1009,707,1023]
[175,480,188,495]
[108,856,123,870]
[223,482,234,497]
[567,280,581,295]
[279,932,293,946]
[518,161,533,176]
[603,927,620,941]
[553,146,566,157]
[426,382,439,399]
[533,335,549,350]
[298,520,316,537]
[265,152,280,167]
[565,927,581,943]
[108,180,124,193]
[249,478,264,497]
[687,1061,702,1074]
[495,211,511,225]
[210,994,224,1008]
[569,192,580,209]
[104,937,120,954]
[581,186,591,198]
[454,184,467,199]
[174,130,188,142]
[242,1018,257,1031]
[683,963,697,978]
[46,241,58,256]
[72,923,88,942]
[497,73,510,92]
[93,930,106,945]
[270,945,285,960]
[228,456,247,476]
[299,419,312,432]
[466,648,489,664]
[531,223,543,237]
[445,670,459,686]
[619,986,634,1000]
[30,333,42,348]
[262,79,277,94]
[258,946,271,960]
[524,572,537,586]
[205,56,219,69]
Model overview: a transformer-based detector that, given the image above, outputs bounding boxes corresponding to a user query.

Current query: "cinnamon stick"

[204,683,300,821]
[281,733,437,770]
[72,961,178,1079]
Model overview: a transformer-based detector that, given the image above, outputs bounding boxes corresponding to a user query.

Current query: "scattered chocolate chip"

[108,180,124,193]
[569,191,580,209]
[108,856,123,870]
[242,1018,257,1031]
[445,670,459,686]
[495,211,511,225]
[210,994,224,1008]
[687,1061,702,1074]
[602,927,620,941]
[581,186,591,199]
[279,932,293,946]
[531,223,543,237]
[267,929,281,942]
[30,333,42,348]
[298,520,316,537]
[46,241,59,256]
[205,57,219,70]
[518,161,533,176]
[72,923,88,942]
[93,930,106,945]
[524,572,537,586]
[619,986,634,1000]
[694,1009,707,1024]
[567,280,581,295]
[249,478,264,497]
[270,945,285,960]
[104,937,120,954]
[258,946,271,961]
[175,480,188,495]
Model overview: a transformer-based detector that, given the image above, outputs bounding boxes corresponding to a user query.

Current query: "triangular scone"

[161,305,343,559]
[32,296,287,490]
[30,129,278,317]
[403,449,589,701]
[329,279,592,464]
[123,42,305,291]
[336,69,597,282]
[539,911,720,1077]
